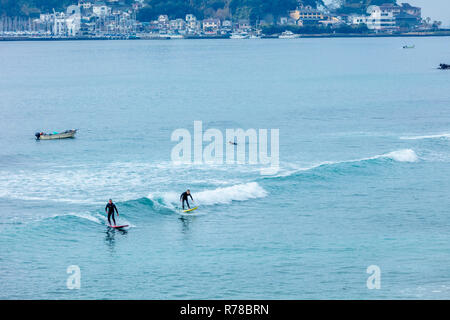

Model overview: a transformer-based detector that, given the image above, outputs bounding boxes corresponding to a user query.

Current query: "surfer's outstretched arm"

[114,204,119,215]
[189,194,193,201]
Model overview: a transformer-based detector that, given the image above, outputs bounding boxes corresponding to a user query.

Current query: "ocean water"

[0,37,449,299]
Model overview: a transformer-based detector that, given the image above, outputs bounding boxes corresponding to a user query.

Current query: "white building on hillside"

[170,19,186,33]
[78,1,93,9]
[64,5,81,36]
[53,13,67,36]
[351,5,396,31]
[93,2,111,17]
[202,18,220,34]
[185,14,200,34]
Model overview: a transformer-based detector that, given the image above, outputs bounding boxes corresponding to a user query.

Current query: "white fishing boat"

[167,33,184,39]
[279,30,300,39]
[35,129,77,140]
[230,32,250,39]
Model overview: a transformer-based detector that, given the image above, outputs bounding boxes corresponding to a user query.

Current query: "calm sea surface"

[0,37,450,299]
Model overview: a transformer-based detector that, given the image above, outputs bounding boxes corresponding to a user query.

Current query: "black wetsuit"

[105,203,118,226]
[180,192,193,210]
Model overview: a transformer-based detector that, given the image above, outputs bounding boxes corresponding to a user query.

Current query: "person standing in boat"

[105,199,119,226]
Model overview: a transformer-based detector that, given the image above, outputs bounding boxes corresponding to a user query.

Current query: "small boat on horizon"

[35,129,77,140]
[167,33,184,39]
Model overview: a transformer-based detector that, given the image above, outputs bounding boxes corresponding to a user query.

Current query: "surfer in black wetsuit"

[180,190,194,210]
[105,199,119,226]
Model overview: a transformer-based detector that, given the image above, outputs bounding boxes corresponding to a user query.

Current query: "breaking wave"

[400,133,450,140]
[267,149,418,179]
[378,149,418,162]
[147,182,267,210]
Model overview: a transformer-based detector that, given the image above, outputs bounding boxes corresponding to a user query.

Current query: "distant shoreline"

[1,31,450,42]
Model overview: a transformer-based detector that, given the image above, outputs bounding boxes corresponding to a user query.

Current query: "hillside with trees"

[0,0,133,17]
[1,0,398,19]
[137,0,305,22]
[0,0,73,17]
[0,0,324,18]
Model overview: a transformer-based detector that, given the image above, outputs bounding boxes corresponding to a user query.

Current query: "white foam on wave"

[400,283,450,298]
[400,133,450,140]
[147,191,180,210]
[0,160,258,204]
[378,149,418,162]
[0,149,417,205]
[272,149,418,178]
[196,182,267,205]
[147,182,267,208]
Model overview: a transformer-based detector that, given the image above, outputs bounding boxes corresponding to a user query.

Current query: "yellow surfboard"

[182,206,198,213]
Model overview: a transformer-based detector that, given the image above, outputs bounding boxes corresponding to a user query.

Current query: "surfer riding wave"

[180,190,194,210]
[105,199,119,226]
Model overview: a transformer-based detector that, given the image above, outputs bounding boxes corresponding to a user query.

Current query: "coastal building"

[237,19,251,32]
[67,5,81,16]
[396,3,421,29]
[78,1,93,9]
[0,0,428,38]
[319,16,341,27]
[53,13,67,36]
[157,15,169,30]
[202,18,220,35]
[185,14,196,23]
[93,2,111,17]
[66,15,81,36]
[185,14,201,34]
[378,3,402,16]
[39,14,53,23]
[400,3,421,17]
[351,5,396,31]
[378,2,421,20]
[290,6,325,21]
[396,12,420,29]
[289,5,326,25]
[221,20,232,33]
[31,15,54,35]
[170,19,186,33]
[351,2,421,31]
[78,2,93,16]
[65,6,81,36]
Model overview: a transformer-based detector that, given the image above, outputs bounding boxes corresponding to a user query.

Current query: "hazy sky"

[408,0,450,26]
